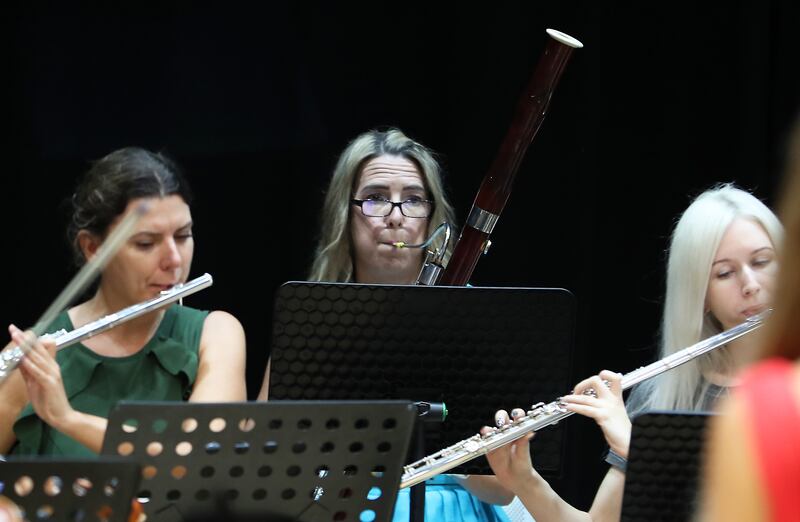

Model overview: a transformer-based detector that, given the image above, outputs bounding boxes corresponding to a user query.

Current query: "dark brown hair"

[68,147,192,265]
[762,121,800,359]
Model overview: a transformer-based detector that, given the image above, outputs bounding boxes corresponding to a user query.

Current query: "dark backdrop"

[7,1,800,509]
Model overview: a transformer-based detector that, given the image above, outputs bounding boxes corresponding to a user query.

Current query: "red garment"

[740,358,800,522]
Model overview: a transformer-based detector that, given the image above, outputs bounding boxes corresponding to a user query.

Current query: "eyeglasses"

[351,197,434,218]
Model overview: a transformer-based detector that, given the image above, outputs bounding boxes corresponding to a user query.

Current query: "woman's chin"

[373,261,421,283]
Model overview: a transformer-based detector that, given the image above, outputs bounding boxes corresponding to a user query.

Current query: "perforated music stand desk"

[101,400,417,522]
[621,411,713,522]
[0,457,140,522]
[268,282,575,477]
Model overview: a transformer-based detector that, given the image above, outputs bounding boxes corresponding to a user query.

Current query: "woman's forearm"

[52,410,108,454]
[514,472,592,522]
[453,474,515,505]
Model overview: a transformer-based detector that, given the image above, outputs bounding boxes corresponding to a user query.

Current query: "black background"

[7,1,800,509]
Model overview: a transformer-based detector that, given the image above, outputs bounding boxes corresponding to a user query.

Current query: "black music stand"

[101,400,417,522]
[268,282,575,477]
[620,411,713,522]
[268,282,575,520]
[0,457,140,522]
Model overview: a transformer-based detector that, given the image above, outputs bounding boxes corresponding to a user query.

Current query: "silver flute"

[400,309,771,488]
[0,273,213,383]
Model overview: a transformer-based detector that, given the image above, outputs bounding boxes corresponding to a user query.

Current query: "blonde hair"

[631,184,783,414]
[309,128,456,282]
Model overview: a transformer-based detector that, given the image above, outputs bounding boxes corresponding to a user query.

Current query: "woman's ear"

[77,230,101,262]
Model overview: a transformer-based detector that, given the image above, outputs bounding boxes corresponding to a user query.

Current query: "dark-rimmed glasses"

[351,197,434,218]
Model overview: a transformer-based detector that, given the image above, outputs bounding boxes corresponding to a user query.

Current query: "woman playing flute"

[0,147,246,456]
[486,183,782,521]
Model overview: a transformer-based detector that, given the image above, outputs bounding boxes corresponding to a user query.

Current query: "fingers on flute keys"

[494,407,527,427]
[10,324,59,381]
[571,370,623,398]
[495,409,510,427]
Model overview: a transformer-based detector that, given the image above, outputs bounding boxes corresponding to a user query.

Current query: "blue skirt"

[392,475,511,522]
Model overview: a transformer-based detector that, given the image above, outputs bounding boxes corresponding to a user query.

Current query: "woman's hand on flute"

[482,408,536,495]
[561,370,631,459]
[484,408,599,522]
[10,324,75,430]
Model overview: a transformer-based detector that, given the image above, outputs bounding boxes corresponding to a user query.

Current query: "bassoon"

[439,29,583,286]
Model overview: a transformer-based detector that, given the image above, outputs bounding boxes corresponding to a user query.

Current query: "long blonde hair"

[309,128,456,282]
[632,184,783,414]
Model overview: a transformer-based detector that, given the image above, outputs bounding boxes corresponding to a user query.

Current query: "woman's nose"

[160,238,182,270]
[385,203,405,227]
[741,266,761,296]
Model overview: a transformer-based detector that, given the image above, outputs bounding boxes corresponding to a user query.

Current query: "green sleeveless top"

[11,305,208,457]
